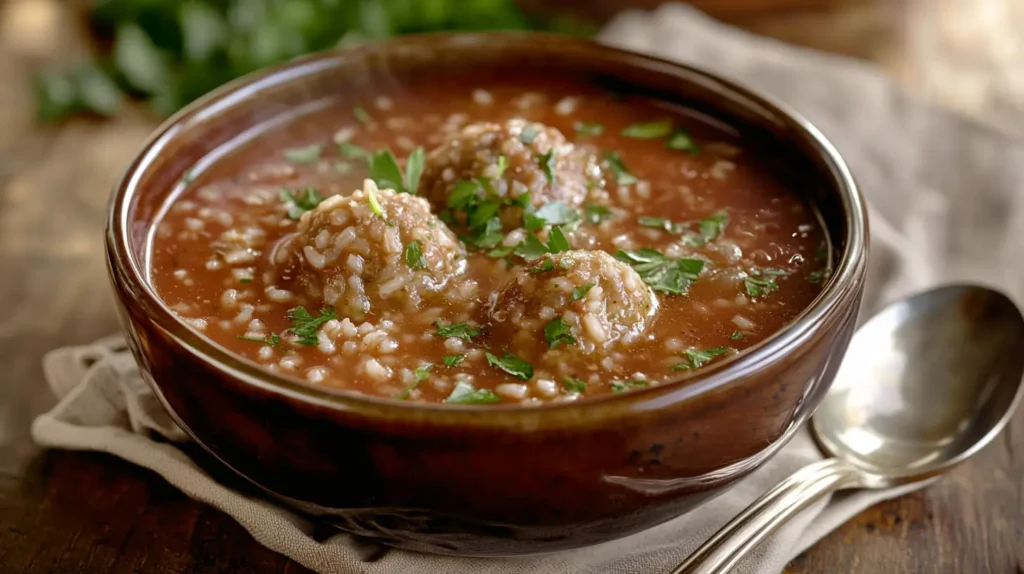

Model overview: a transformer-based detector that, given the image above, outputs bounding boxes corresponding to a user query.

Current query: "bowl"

[105,32,867,556]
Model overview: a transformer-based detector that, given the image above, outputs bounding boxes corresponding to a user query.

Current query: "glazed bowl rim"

[106,31,867,425]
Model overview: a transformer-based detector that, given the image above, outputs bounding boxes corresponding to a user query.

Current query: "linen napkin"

[31,4,1024,573]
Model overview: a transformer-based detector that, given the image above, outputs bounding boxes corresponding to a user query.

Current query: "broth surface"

[151,73,829,405]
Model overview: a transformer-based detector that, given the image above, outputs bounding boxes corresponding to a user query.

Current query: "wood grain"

[0,0,1020,572]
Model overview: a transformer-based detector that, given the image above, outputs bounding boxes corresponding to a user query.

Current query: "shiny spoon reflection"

[673,284,1024,574]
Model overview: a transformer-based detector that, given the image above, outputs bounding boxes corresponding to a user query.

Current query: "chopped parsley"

[514,226,571,261]
[443,354,465,368]
[531,259,556,274]
[487,244,515,259]
[367,149,405,193]
[615,248,704,294]
[285,306,337,346]
[667,129,700,154]
[403,240,426,270]
[621,120,672,139]
[395,365,433,400]
[366,184,384,217]
[520,123,539,144]
[637,211,728,244]
[807,270,829,284]
[603,151,638,185]
[563,376,587,394]
[445,381,501,404]
[353,105,372,124]
[237,333,280,347]
[485,351,534,380]
[744,268,788,297]
[544,317,576,348]
[536,151,556,184]
[524,201,580,231]
[445,180,506,249]
[585,203,613,224]
[433,321,481,341]
[574,121,604,138]
[697,211,729,243]
[611,379,648,393]
[495,155,508,178]
[337,141,367,158]
[731,331,744,340]
[404,146,425,194]
[571,282,595,301]
[283,143,323,164]
[671,346,730,371]
[638,216,677,232]
[279,187,324,220]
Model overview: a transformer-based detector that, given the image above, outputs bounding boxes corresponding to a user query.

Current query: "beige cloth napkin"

[31,4,1024,573]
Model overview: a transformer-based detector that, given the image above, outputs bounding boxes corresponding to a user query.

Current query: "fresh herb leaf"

[667,129,700,154]
[744,268,787,297]
[615,249,704,294]
[611,379,648,393]
[621,120,672,139]
[585,203,613,224]
[404,146,425,194]
[731,331,744,340]
[414,364,433,381]
[485,351,534,380]
[544,317,577,348]
[638,216,676,232]
[445,381,501,404]
[574,121,604,138]
[279,187,324,220]
[524,201,580,231]
[286,306,337,346]
[366,184,385,218]
[443,354,465,368]
[671,346,730,370]
[338,141,367,159]
[487,244,515,258]
[604,151,638,185]
[367,149,405,192]
[531,259,556,273]
[354,106,372,124]
[572,282,595,301]
[404,240,426,270]
[239,278,252,284]
[806,270,829,284]
[698,211,729,242]
[283,143,323,164]
[520,123,539,144]
[237,333,280,347]
[563,376,587,393]
[537,151,556,185]
[496,155,508,178]
[546,226,571,253]
[514,234,552,261]
[447,180,481,210]
[433,321,481,341]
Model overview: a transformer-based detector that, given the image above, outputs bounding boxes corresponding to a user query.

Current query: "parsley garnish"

[445,381,501,404]
[367,149,405,193]
[520,123,539,144]
[574,121,604,138]
[531,259,556,274]
[611,379,648,393]
[487,244,515,258]
[403,240,426,270]
[544,317,576,348]
[485,351,534,380]
[283,143,323,164]
[404,146,425,194]
[366,184,384,218]
[537,151,556,184]
[523,201,580,231]
[731,331,744,340]
[638,211,728,243]
[585,203,613,224]
[237,333,280,347]
[638,216,677,232]
[279,187,324,220]
[563,376,587,393]
[807,270,829,284]
[433,321,481,341]
[603,151,638,185]
[285,306,337,346]
[572,282,595,301]
[443,354,465,367]
[744,268,787,297]
[514,227,571,261]
[495,155,508,178]
[621,121,672,139]
[671,346,730,370]
[337,141,367,158]
[353,105,371,124]
[615,249,704,294]
[667,129,700,154]
[697,211,729,242]
[547,226,571,253]
[395,365,432,400]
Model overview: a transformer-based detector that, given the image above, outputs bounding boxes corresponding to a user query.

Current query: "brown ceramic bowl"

[105,32,867,556]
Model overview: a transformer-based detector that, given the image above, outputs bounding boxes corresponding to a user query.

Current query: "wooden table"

[0,1,1020,572]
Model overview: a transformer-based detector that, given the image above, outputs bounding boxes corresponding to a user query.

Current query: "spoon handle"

[671,458,862,574]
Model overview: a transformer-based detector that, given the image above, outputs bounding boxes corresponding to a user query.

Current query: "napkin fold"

[31,4,1024,573]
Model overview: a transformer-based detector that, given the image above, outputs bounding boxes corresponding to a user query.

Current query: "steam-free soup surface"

[151,72,830,405]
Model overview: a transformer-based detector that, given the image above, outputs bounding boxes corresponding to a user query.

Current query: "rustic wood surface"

[0,0,1021,572]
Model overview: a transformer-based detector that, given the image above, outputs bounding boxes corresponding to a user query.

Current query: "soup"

[150,72,829,405]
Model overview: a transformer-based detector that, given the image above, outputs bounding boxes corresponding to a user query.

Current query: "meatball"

[488,250,658,356]
[282,179,471,318]
[421,119,602,228]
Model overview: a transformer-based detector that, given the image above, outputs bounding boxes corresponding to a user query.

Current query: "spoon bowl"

[676,284,1024,574]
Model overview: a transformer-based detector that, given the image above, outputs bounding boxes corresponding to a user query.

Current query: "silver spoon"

[673,284,1024,574]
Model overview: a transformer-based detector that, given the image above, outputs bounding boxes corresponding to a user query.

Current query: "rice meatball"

[488,250,657,355]
[283,179,472,318]
[421,119,602,228]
